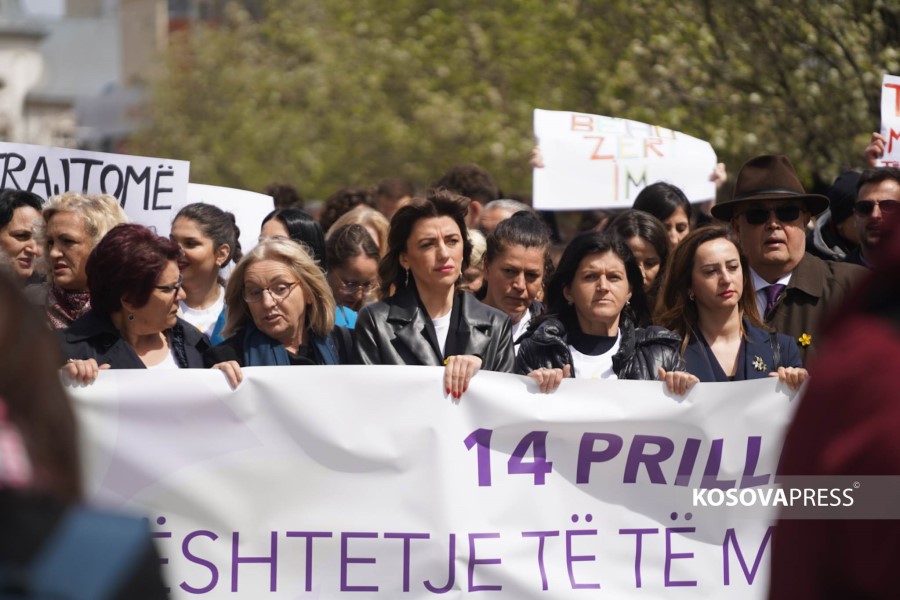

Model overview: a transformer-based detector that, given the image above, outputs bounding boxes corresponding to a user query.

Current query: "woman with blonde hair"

[327,205,390,256]
[31,192,128,328]
[204,238,353,387]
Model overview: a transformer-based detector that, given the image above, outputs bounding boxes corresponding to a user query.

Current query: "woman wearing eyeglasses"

[325,224,380,321]
[204,238,353,388]
[60,224,210,385]
[354,189,514,399]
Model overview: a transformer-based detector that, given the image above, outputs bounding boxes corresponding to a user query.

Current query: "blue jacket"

[683,320,802,382]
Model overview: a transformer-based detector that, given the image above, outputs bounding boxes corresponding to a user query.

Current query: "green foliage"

[132,0,900,199]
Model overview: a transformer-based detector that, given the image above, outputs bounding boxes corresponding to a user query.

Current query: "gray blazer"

[353,286,514,373]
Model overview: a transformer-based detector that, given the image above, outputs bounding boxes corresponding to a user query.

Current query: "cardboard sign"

[0,141,189,235]
[878,74,900,167]
[533,109,718,210]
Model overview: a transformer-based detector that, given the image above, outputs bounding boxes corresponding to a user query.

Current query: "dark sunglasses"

[853,199,900,217]
[740,206,803,225]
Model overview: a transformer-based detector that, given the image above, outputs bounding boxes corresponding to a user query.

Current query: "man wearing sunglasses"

[844,167,900,268]
[711,155,866,363]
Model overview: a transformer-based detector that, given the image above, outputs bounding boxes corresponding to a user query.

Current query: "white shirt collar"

[750,268,792,293]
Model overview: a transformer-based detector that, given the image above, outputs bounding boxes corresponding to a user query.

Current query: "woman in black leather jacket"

[516,232,697,394]
[354,189,514,399]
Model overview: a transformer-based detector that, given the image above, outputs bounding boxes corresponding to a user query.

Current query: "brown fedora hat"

[711,154,829,221]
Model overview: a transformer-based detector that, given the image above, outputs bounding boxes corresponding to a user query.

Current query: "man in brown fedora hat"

[712,155,865,363]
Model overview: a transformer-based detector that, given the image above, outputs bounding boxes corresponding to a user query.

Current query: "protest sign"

[878,74,900,167]
[532,109,718,210]
[0,141,189,235]
[69,367,797,599]
[183,183,275,256]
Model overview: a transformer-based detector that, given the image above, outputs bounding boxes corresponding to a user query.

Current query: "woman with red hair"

[60,224,210,384]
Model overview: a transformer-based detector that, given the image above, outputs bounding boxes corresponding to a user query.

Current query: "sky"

[24,0,65,17]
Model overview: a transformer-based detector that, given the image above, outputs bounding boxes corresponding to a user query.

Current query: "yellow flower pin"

[798,333,812,347]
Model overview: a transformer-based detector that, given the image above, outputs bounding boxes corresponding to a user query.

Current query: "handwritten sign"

[878,74,900,167]
[70,368,795,598]
[532,109,717,210]
[0,141,189,235]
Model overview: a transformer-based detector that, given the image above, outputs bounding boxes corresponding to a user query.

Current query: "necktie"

[763,284,786,315]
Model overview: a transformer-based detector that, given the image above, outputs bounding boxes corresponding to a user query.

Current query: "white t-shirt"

[145,348,180,370]
[179,286,225,337]
[568,333,620,380]
[432,312,451,356]
[511,307,533,355]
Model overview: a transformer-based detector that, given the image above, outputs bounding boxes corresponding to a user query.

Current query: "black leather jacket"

[515,316,685,380]
[354,286,514,372]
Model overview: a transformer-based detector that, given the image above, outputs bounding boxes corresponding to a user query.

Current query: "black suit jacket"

[59,309,209,369]
[683,320,802,382]
[353,287,514,373]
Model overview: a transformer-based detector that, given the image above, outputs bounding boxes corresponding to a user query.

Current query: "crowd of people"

[1,138,899,594]
[1,148,897,396]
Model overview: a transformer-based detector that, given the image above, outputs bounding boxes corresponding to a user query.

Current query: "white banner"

[0,141,190,235]
[879,73,900,167]
[532,109,718,210]
[69,367,798,599]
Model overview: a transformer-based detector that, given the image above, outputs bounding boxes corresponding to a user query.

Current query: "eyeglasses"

[853,199,900,217]
[155,274,183,294]
[739,206,803,226]
[336,276,377,295]
[243,281,299,303]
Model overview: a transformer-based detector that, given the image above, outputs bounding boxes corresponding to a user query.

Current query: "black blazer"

[682,320,802,382]
[354,287,514,372]
[59,309,210,369]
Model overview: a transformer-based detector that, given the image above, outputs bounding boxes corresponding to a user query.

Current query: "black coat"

[515,316,685,380]
[59,309,209,369]
[354,287,514,372]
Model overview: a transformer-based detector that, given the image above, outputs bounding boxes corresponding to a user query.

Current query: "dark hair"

[87,224,182,315]
[433,164,499,205]
[376,177,415,202]
[0,189,43,230]
[478,211,553,301]
[632,182,692,222]
[607,209,669,315]
[544,231,648,333]
[857,166,900,193]
[263,182,304,209]
[326,223,380,271]
[319,187,375,233]
[174,203,242,267]
[655,226,765,354]
[380,188,472,296]
[485,211,552,264]
[262,208,327,267]
[0,272,81,503]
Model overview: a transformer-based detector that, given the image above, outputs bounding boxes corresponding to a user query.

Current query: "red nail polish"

[446,388,451,394]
